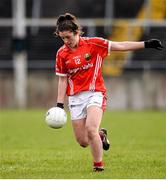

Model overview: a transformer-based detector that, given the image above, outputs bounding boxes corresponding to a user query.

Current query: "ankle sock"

[93,161,104,168]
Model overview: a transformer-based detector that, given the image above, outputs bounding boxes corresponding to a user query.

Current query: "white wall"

[105,71,166,110]
[0,71,166,109]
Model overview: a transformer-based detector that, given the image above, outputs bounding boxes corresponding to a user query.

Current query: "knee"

[86,126,98,140]
[76,138,89,148]
[80,144,88,148]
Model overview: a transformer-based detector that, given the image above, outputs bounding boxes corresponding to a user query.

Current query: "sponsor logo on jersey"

[68,63,93,74]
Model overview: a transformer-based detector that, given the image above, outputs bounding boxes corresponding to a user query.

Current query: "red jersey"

[55,37,111,96]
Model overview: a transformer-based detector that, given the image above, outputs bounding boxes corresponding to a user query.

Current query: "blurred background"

[0,0,166,110]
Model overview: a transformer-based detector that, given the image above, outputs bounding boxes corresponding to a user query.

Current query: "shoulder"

[84,37,108,45]
[56,45,68,57]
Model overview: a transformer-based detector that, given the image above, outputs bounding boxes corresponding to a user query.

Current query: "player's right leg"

[69,92,90,148]
[72,118,89,147]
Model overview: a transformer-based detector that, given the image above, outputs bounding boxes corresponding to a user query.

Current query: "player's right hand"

[56,102,64,109]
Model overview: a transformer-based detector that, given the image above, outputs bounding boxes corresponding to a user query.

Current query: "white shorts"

[68,91,106,120]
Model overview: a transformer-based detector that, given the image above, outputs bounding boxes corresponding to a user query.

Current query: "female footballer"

[54,13,163,172]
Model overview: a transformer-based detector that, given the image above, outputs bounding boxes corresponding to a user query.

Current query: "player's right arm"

[55,48,68,109]
[57,76,67,108]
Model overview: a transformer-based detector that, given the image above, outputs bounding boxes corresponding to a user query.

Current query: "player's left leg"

[99,128,110,151]
[86,105,104,171]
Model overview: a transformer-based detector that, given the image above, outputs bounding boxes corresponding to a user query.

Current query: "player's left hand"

[144,39,164,50]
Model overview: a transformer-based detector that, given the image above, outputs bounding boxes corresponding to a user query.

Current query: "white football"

[45,107,67,129]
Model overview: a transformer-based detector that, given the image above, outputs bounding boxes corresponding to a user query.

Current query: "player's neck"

[70,36,80,50]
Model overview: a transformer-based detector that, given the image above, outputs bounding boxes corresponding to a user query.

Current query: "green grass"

[0,109,166,178]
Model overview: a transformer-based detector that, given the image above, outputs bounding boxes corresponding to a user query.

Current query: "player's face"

[59,31,79,49]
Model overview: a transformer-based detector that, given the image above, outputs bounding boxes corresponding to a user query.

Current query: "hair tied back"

[55,13,83,36]
[65,13,75,21]
[57,15,66,25]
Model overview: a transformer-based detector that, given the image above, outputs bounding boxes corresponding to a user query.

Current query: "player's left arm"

[110,39,164,51]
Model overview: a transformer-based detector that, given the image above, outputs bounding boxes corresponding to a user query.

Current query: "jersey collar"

[78,37,85,46]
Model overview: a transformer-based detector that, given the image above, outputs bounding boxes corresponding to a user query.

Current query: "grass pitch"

[0,109,166,178]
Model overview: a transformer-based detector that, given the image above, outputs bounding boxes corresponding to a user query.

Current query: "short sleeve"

[92,37,108,47]
[55,51,67,76]
[90,37,110,57]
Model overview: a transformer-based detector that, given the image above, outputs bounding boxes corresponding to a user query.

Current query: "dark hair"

[54,13,83,36]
